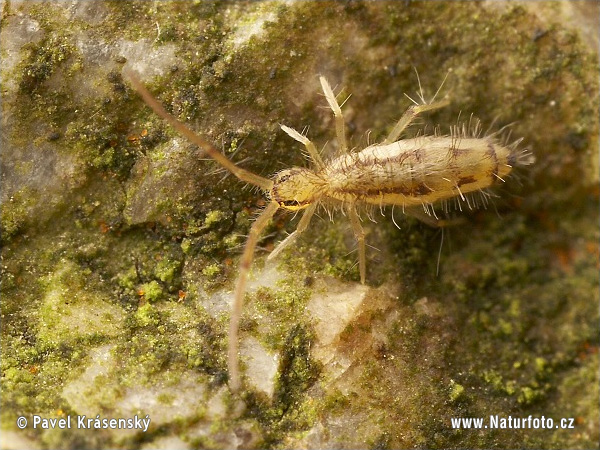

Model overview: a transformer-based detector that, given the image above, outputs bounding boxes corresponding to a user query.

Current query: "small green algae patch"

[244,324,322,448]
[0,188,38,240]
[37,259,124,349]
[247,280,313,352]
[448,380,465,403]
[202,263,221,279]
[138,280,163,303]
[134,303,160,327]
[17,34,76,95]
[280,219,361,284]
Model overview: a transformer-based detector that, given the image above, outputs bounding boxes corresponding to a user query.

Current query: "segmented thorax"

[323,136,513,207]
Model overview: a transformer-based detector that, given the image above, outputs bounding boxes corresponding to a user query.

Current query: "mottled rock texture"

[1,1,598,449]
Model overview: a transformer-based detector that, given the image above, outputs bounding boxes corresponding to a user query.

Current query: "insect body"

[127,71,532,394]
[321,136,514,207]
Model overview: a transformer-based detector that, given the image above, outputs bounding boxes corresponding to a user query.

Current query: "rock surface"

[1,1,598,449]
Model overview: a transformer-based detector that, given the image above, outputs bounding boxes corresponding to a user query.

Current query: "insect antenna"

[126,70,273,192]
[127,70,284,397]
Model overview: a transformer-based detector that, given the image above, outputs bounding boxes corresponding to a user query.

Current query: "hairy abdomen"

[324,137,513,206]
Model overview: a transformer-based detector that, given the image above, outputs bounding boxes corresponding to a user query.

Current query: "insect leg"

[404,205,464,228]
[267,202,318,261]
[319,76,348,154]
[404,205,444,227]
[228,201,280,393]
[280,125,325,170]
[347,203,366,284]
[383,99,450,144]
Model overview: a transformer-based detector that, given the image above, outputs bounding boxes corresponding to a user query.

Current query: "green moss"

[201,263,221,278]
[280,220,360,283]
[157,392,176,405]
[249,281,312,352]
[223,234,240,249]
[180,238,193,255]
[4,367,34,384]
[135,303,160,327]
[448,380,465,403]
[117,266,138,290]
[0,188,38,240]
[37,259,124,349]
[244,324,322,447]
[534,357,549,377]
[322,389,351,415]
[154,258,182,284]
[518,386,543,406]
[18,35,76,93]
[204,210,225,227]
[274,325,321,408]
[139,280,163,303]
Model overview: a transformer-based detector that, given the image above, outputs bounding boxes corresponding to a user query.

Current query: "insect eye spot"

[279,199,307,209]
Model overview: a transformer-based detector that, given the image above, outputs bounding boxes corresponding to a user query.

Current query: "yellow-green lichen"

[202,263,221,279]
[0,188,38,240]
[138,280,163,303]
[448,380,465,403]
[135,303,160,327]
[37,260,124,349]
[154,258,182,284]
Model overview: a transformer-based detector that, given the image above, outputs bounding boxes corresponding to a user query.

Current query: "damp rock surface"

[1,1,598,449]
